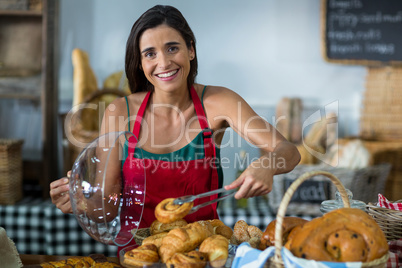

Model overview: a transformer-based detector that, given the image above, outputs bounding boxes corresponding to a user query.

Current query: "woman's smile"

[155,69,179,80]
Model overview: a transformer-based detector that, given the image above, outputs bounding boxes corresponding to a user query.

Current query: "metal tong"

[173,188,237,214]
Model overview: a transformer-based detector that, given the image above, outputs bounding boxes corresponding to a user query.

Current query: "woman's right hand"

[50,171,72,214]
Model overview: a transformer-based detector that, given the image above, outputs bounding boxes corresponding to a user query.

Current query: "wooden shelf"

[0,0,59,199]
[0,10,42,16]
[0,75,41,100]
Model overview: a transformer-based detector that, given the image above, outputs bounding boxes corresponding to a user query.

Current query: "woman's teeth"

[157,70,178,78]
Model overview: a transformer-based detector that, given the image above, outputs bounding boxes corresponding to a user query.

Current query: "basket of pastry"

[123,197,239,267]
[259,170,390,268]
[122,219,236,267]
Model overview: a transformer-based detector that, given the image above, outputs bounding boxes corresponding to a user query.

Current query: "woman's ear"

[189,41,195,60]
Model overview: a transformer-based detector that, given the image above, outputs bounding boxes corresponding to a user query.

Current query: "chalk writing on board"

[323,0,402,63]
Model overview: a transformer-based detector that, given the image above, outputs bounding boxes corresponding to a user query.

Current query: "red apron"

[117,86,220,252]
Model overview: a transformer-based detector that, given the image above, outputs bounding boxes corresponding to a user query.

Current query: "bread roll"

[214,225,233,240]
[231,220,263,248]
[259,216,308,250]
[284,208,388,262]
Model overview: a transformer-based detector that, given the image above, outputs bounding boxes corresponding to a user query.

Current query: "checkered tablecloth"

[0,197,117,257]
[0,196,314,258]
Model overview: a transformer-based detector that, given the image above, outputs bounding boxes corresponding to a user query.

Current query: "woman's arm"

[203,86,301,199]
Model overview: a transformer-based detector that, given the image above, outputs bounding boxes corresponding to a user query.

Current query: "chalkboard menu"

[284,178,331,204]
[322,0,402,65]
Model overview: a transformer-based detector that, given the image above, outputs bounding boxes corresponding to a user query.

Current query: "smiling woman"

[50,4,301,255]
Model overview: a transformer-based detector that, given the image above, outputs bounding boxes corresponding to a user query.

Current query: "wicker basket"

[270,170,389,268]
[65,88,128,166]
[0,139,24,205]
[338,138,402,201]
[367,201,402,242]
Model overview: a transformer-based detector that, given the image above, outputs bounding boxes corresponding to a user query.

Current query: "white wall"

[58,0,366,109]
[55,0,366,181]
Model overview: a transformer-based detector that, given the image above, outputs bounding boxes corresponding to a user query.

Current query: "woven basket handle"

[273,170,350,262]
[72,88,128,124]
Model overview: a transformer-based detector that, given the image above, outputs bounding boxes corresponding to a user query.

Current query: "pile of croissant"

[124,218,264,268]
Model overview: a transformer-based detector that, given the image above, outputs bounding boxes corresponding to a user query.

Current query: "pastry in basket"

[39,255,120,268]
[155,198,194,223]
[284,208,389,262]
[259,216,308,250]
[199,234,229,268]
[159,221,213,262]
[123,243,159,267]
[207,219,234,239]
[150,218,188,235]
[165,250,208,268]
[230,220,263,248]
[141,231,169,248]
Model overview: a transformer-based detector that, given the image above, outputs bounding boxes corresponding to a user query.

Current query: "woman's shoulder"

[195,84,245,105]
[107,91,148,115]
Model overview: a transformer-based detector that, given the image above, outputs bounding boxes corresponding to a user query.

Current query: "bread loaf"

[284,208,388,262]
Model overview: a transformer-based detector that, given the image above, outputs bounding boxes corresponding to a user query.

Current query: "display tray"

[119,244,237,268]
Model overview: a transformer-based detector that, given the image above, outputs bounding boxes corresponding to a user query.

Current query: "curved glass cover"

[69,131,145,246]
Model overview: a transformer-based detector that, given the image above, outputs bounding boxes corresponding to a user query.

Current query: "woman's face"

[139,24,195,93]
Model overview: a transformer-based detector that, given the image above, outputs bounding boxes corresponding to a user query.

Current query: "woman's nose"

[158,53,171,69]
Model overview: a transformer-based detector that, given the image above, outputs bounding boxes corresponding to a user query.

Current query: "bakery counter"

[20,254,119,267]
[0,196,314,257]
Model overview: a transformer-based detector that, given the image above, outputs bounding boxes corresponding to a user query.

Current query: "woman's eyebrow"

[141,47,154,54]
[165,41,180,46]
[141,41,181,54]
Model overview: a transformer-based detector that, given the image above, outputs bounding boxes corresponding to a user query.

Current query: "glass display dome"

[320,188,366,214]
[69,131,145,247]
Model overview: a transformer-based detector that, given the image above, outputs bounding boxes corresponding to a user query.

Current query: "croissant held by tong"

[155,188,236,224]
[154,198,194,224]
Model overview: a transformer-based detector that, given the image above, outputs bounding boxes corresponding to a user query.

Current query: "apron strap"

[128,91,151,156]
[190,86,217,160]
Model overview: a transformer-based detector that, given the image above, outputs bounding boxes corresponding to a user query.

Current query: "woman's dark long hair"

[125,5,198,93]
